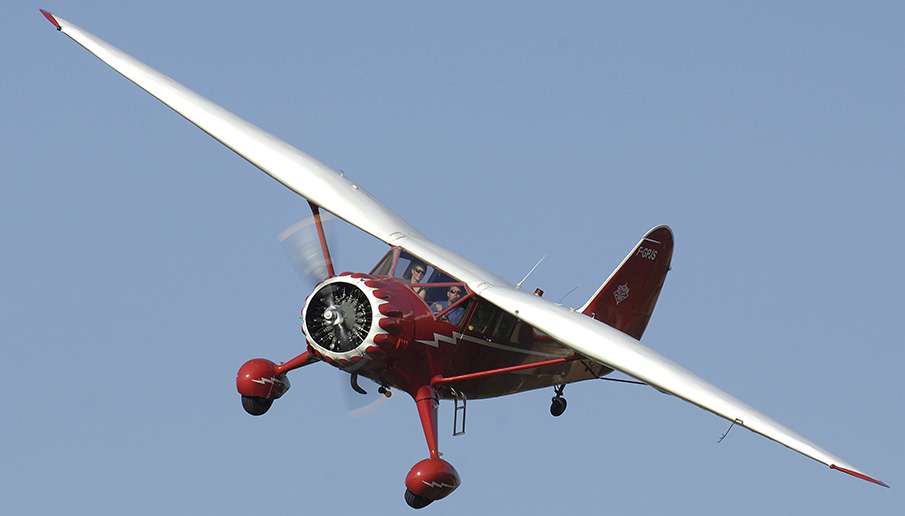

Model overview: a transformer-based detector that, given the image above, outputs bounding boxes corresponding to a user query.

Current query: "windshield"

[371,248,472,325]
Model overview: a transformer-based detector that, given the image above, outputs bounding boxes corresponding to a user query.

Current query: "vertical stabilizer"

[579,226,674,339]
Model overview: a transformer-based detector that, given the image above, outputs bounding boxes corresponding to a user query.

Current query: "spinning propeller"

[277,210,336,287]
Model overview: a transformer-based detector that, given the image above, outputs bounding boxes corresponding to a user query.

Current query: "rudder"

[579,226,674,340]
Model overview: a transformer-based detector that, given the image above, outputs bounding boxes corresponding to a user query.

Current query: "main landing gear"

[550,384,567,417]
[404,386,461,509]
[235,352,317,416]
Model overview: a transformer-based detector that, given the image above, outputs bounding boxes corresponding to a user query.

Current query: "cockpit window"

[369,248,397,276]
[396,254,434,285]
[429,284,471,325]
[394,253,436,301]
[371,249,473,325]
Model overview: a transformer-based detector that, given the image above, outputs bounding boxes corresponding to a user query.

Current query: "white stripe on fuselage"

[416,331,567,358]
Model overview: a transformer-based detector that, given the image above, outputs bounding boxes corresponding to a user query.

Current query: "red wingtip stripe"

[40,9,61,29]
[830,464,889,488]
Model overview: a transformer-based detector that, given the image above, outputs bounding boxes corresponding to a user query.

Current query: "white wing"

[41,10,886,487]
[40,12,429,265]
[477,286,887,487]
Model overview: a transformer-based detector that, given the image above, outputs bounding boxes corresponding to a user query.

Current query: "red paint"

[40,9,61,29]
[415,386,440,460]
[296,268,603,399]
[273,350,315,375]
[405,458,461,501]
[431,355,579,387]
[236,359,287,399]
[830,464,889,488]
[307,202,335,278]
[580,225,673,340]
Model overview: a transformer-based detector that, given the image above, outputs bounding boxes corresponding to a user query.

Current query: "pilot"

[399,260,428,298]
[432,286,466,325]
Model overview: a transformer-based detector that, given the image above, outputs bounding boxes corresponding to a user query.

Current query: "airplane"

[40,10,887,509]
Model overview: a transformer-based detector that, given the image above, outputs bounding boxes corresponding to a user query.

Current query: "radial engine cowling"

[302,273,413,368]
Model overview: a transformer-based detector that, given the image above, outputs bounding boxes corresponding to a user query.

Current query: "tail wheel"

[550,396,567,417]
[242,395,273,416]
[404,489,433,509]
[550,384,567,417]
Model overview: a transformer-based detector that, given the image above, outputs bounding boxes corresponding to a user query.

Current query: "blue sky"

[4,2,902,514]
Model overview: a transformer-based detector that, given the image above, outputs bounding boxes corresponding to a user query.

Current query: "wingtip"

[830,464,889,488]
[40,9,61,30]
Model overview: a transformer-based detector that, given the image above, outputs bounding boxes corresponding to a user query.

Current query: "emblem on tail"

[614,283,630,304]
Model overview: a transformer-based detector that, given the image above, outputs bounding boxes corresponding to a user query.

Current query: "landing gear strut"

[550,384,567,417]
[404,386,461,508]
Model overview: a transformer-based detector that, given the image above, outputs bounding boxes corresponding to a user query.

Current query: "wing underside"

[41,10,886,488]
[479,286,887,487]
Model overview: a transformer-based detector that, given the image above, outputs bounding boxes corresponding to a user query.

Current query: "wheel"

[242,395,273,416]
[404,489,433,509]
[550,396,567,417]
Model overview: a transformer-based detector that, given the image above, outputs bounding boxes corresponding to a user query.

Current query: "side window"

[467,303,497,334]
[438,298,471,326]
[430,284,469,325]
[493,313,518,341]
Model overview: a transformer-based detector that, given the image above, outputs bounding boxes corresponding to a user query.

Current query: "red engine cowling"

[302,273,416,369]
[236,358,290,400]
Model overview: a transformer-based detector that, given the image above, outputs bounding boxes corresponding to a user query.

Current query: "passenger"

[432,286,466,325]
[399,260,428,298]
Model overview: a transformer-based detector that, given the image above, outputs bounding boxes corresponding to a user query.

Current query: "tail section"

[579,226,674,340]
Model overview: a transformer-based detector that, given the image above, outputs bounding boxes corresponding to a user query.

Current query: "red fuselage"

[300,248,612,402]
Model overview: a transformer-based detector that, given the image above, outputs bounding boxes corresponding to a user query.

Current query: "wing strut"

[308,202,335,278]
